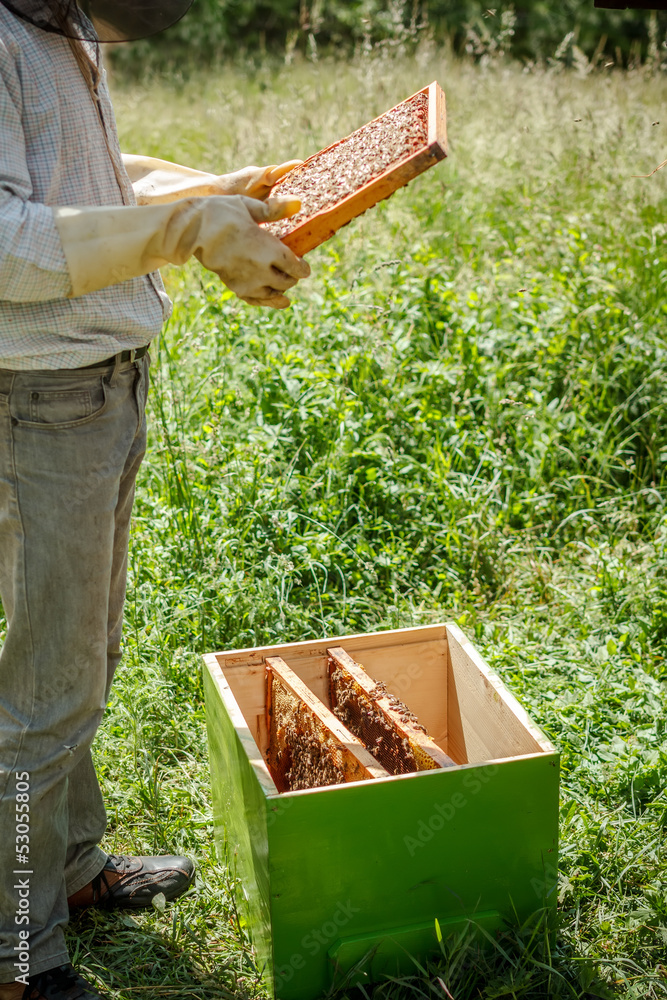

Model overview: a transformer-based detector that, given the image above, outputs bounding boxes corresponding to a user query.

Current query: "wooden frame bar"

[327,646,456,773]
[265,655,389,791]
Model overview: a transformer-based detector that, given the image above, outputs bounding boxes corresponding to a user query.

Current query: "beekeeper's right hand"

[53,194,309,308]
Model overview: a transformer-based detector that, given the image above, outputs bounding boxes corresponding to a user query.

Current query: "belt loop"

[108,353,122,388]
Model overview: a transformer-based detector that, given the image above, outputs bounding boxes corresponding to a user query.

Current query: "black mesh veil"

[0,0,194,41]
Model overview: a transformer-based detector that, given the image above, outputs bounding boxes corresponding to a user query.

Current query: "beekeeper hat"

[0,0,194,41]
[594,0,666,6]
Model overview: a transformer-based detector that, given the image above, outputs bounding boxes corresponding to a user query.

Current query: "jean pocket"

[12,379,108,429]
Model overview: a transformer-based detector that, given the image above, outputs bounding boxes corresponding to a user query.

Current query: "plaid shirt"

[0,6,171,370]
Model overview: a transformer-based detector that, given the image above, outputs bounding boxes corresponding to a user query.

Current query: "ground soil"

[265,91,429,239]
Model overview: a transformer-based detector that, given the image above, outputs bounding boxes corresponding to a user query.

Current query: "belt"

[80,345,149,370]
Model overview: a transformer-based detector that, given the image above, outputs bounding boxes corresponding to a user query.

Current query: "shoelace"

[103,854,137,874]
[24,964,90,1000]
[86,854,138,906]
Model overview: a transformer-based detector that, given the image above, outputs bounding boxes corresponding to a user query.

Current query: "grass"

[27,40,667,1000]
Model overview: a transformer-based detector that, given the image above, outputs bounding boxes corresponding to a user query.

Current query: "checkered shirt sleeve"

[0,37,71,301]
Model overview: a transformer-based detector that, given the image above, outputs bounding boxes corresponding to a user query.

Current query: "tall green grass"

[66,47,667,999]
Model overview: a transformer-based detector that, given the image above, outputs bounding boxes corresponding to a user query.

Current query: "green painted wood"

[203,663,273,985]
[203,648,559,1000]
[265,754,559,999]
[328,910,500,986]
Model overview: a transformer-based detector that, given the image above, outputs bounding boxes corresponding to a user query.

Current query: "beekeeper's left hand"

[214,162,302,200]
[123,155,301,205]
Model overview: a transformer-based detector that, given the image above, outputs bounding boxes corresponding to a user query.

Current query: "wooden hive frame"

[327,646,456,774]
[265,655,389,791]
[271,80,447,256]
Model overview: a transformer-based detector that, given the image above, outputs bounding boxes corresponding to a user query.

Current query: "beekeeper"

[0,2,309,998]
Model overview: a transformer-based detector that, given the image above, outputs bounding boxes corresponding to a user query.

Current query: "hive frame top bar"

[272,80,447,256]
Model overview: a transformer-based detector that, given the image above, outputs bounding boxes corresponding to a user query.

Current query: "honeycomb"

[265,656,388,792]
[328,647,456,775]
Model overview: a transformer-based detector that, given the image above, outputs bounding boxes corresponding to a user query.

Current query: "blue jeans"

[0,355,149,983]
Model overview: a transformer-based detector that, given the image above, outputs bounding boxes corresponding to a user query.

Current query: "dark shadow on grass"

[66,901,267,1000]
[323,911,661,1000]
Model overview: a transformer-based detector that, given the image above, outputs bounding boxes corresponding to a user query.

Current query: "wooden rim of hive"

[327,646,456,773]
[272,80,447,256]
[265,654,390,791]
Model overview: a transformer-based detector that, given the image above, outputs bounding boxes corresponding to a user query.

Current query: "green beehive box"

[203,623,559,1000]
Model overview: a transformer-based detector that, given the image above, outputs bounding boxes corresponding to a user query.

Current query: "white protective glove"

[52,193,310,308]
[122,154,302,206]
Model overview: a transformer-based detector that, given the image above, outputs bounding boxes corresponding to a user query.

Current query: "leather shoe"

[0,963,107,999]
[67,853,195,910]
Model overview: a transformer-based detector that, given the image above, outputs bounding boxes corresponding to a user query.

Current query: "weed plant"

[45,42,667,1000]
